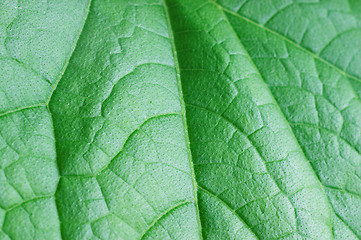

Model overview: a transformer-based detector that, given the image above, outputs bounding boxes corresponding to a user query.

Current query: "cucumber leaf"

[1,0,360,239]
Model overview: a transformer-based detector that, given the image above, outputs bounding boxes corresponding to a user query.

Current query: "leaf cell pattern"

[1,0,361,239]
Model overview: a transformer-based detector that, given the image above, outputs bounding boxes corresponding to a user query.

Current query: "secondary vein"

[47,0,93,104]
[208,1,336,238]
[217,3,361,84]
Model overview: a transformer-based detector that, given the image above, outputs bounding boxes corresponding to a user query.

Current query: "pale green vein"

[324,185,361,200]
[5,57,52,85]
[48,1,93,239]
[213,2,361,238]
[219,4,361,128]
[47,0,93,104]
[138,200,193,240]
[186,103,302,234]
[217,4,361,84]
[212,4,337,237]
[162,0,204,239]
[333,213,360,239]
[60,113,181,178]
[198,186,259,239]
[190,2,336,234]
[290,122,361,157]
[0,103,46,118]
[4,195,55,213]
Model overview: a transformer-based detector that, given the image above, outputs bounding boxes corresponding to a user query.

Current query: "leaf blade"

[219,2,361,238]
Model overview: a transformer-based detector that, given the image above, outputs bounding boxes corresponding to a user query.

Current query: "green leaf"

[1,0,361,239]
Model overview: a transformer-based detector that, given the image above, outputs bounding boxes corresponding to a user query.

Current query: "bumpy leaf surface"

[1,0,361,239]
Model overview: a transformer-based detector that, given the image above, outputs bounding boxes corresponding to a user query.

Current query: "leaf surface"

[1,0,360,239]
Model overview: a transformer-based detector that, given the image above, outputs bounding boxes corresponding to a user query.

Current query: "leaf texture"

[0,0,360,239]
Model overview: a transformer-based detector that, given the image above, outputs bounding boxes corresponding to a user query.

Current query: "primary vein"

[161,0,204,239]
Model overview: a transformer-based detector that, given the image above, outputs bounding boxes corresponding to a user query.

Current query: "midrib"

[161,0,204,239]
